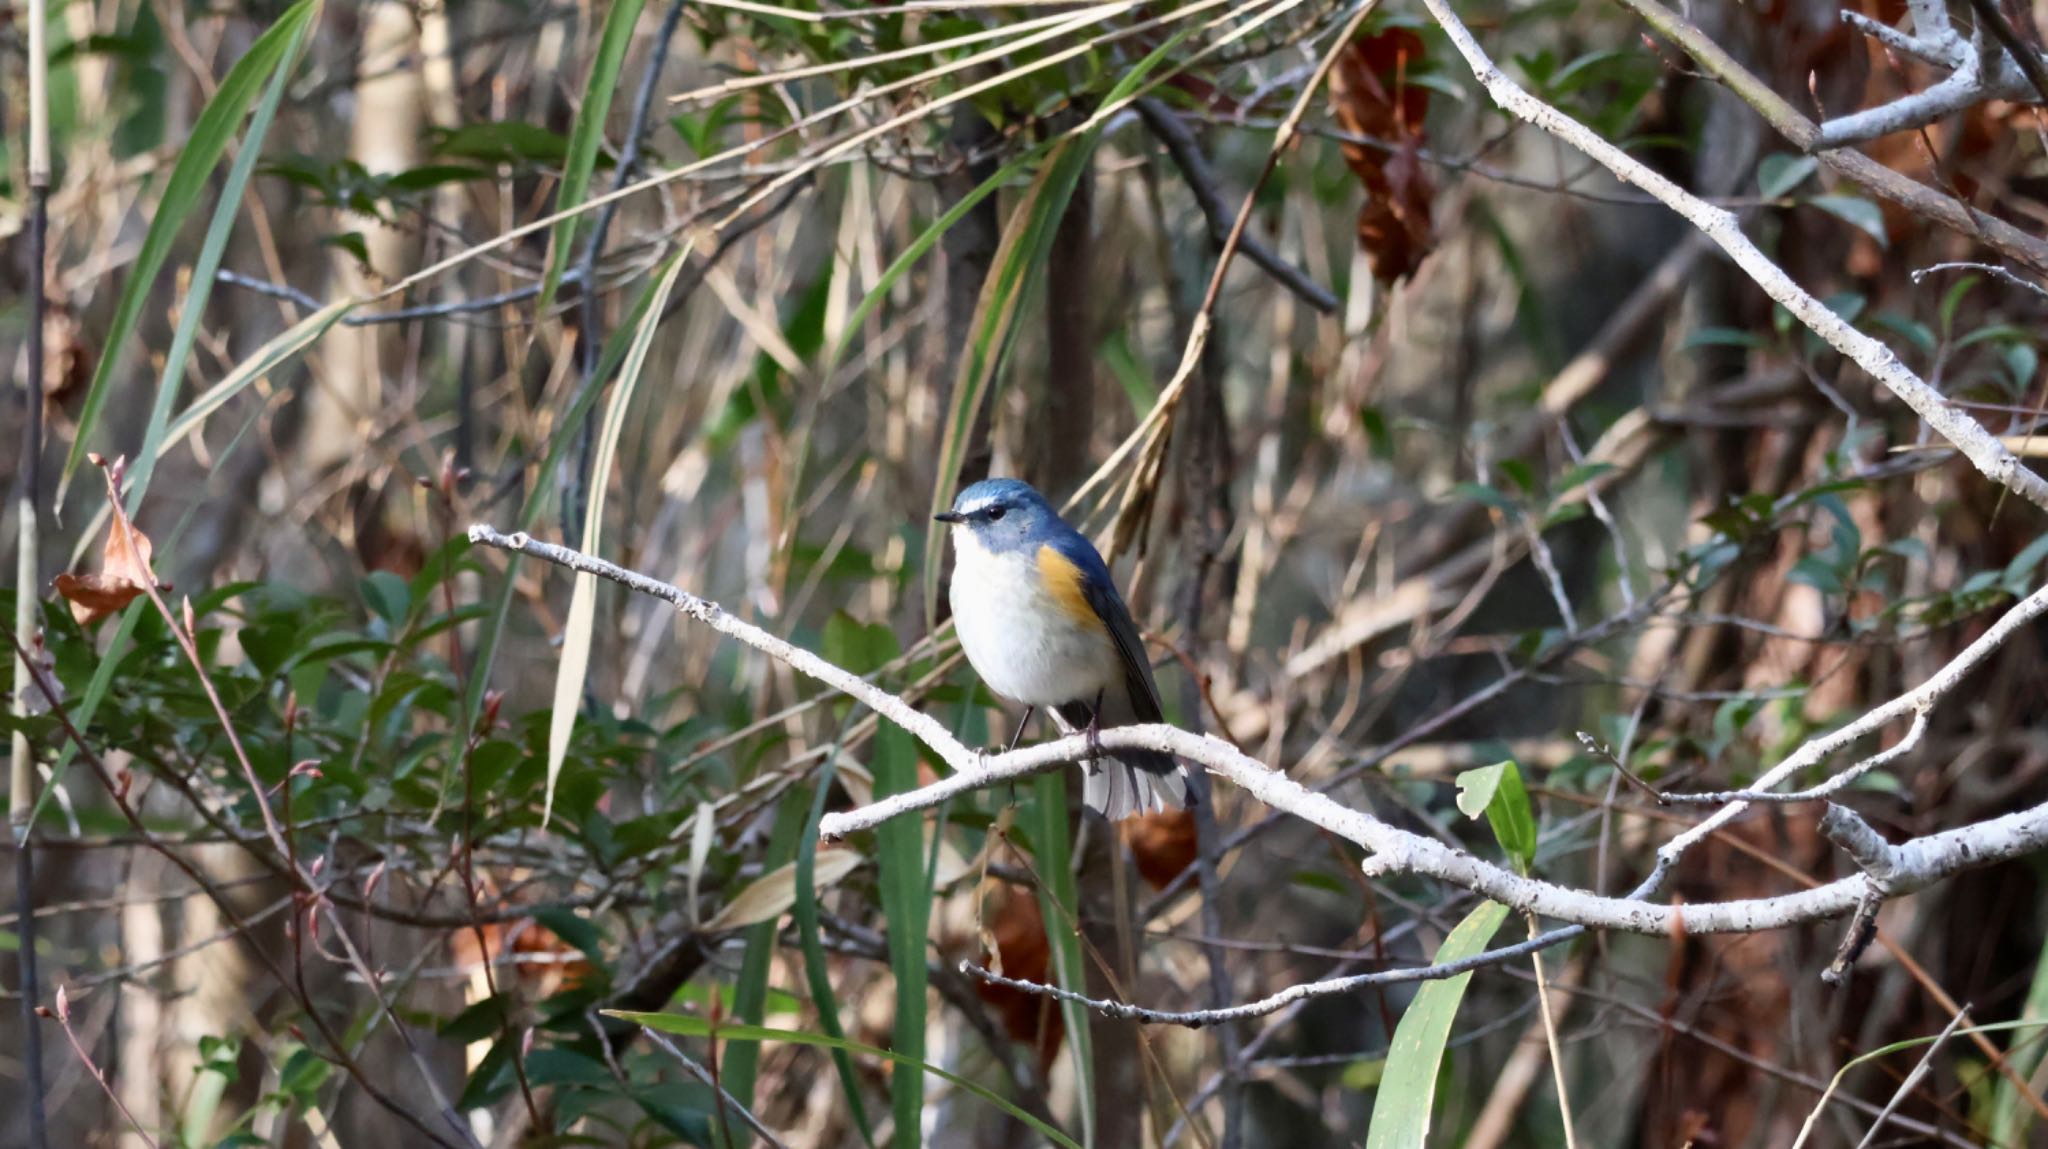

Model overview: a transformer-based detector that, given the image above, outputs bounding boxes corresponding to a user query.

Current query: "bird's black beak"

[933,511,965,524]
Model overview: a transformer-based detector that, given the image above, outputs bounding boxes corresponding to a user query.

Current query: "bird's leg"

[1001,705,1035,809]
[1084,689,1105,764]
[1003,705,1036,755]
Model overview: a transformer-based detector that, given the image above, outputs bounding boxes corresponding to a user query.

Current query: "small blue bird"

[935,478,1192,820]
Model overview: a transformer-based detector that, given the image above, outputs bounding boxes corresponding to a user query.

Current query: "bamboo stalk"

[12,0,54,1139]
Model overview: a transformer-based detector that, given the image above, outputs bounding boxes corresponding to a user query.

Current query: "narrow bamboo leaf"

[607,1012,1081,1149]
[721,789,812,1147]
[825,141,1050,376]
[1453,760,1537,873]
[923,138,1092,628]
[796,748,878,1145]
[60,0,323,502]
[125,0,317,515]
[919,29,1198,623]
[462,241,670,723]
[1032,770,1096,1147]
[874,713,930,1148]
[537,0,649,319]
[1991,941,2048,1145]
[544,246,689,825]
[1365,901,1511,1149]
[67,299,352,569]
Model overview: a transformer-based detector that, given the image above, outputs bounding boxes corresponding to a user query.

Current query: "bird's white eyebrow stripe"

[955,493,997,516]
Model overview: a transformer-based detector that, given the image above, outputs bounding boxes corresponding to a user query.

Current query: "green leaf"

[1453,760,1537,872]
[1681,326,1766,351]
[545,247,691,826]
[62,0,323,505]
[1364,901,1512,1149]
[720,787,810,1147]
[1757,153,1818,199]
[1032,769,1096,1146]
[874,714,931,1149]
[1809,194,1888,248]
[795,747,877,1146]
[923,135,1095,629]
[606,1013,1081,1149]
[919,26,1198,627]
[537,0,650,319]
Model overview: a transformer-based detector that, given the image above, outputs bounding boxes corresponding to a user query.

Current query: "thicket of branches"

[7,0,2048,1146]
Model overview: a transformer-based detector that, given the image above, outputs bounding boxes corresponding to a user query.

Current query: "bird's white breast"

[948,528,1117,707]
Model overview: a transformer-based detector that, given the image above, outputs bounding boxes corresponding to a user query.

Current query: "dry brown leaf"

[54,512,165,626]
[1328,28,1436,283]
[971,881,1064,1069]
[1123,807,1200,890]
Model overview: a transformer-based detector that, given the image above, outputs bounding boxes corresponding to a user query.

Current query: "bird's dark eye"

[986,506,1006,522]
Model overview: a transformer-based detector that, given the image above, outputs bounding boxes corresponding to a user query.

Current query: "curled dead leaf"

[54,512,166,626]
[1328,28,1436,283]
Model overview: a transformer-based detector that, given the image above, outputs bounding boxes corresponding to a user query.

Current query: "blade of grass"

[1795,1019,2048,1149]
[1991,942,2048,1145]
[1365,900,1511,1149]
[874,715,930,1148]
[920,24,1202,625]
[461,236,672,722]
[721,784,810,1148]
[67,299,354,568]
[607,1012,1082,1149]
[796,739,878,1145]
[921,137,1093,628]
[58,0,322,504]
[537,0,650,319]
[544,244,691,825]
[124,0,316,515]
[1031,770,1095,1148]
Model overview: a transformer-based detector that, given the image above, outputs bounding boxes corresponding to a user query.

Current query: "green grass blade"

[606,1013,1081,1149]
[544,245,690,825]
[922,137,1092,627]
[721,785,810,1147]
[824,141,1051,379]
[461,242,669,722]
[919,27,1199,623]
[796,748,878,1145]
[1992,940,2048,1144]
[1031,770,1095,1147]
[536,0,649,319]
[59,0,323,503]
[1366,900,1511,1149]
[123,0,316,515]
[874,719,930,1148]
[67,300,353,569]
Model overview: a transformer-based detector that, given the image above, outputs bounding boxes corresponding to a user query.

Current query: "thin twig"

[640,1027,797,1149]
[1135,96,1338,312]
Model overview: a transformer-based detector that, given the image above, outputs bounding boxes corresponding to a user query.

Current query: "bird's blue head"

[934,478,1061,556]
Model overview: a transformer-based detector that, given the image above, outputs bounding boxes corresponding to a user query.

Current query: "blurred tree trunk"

[1030,154,1096,499]
[301,0,422,556]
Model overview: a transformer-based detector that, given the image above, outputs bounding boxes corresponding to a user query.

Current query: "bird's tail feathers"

[1084,759,1192,821]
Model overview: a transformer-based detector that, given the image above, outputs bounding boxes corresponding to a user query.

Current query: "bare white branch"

[1821,7,2044,147]
[1417,0,2048,512]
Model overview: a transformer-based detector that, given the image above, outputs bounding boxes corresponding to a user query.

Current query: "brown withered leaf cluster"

[1123,808,1198,890]
[972,881,1065,1071]
[1328,28,1435,283]
[447,918,595,999]
[54,513,166,626]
